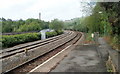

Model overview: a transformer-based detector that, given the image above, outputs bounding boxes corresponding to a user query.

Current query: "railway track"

[1,31,71,53]
[0,31,72,59]
[1,31,82,74]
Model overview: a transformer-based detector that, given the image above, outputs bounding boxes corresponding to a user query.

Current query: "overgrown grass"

[86,33,93,41]
[104,35,120,50]
[83,33,95,44]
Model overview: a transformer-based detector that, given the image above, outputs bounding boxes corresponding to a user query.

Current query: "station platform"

[51,37,119,72]
[30,34,119,73]
[51,44,107,72]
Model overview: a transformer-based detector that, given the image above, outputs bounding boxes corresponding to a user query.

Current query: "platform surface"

[51,44,107,72]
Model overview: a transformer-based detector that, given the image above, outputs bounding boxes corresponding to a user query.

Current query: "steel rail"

[0,31,72,59]
[1,31,78,73]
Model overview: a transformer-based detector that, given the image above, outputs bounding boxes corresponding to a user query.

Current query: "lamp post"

[94,11,102,43]
[99,11,107,36]
[98,11,102,35]
[99,11,102,14]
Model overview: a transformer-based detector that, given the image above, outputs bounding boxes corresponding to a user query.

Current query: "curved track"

[0,31,72,59]
[1,31,82,73]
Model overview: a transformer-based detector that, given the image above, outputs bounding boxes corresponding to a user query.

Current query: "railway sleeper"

[1,32,76,73]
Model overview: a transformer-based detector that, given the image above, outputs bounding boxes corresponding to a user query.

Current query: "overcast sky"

[0,0,95,21]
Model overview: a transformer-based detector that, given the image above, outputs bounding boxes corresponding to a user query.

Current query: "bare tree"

[80,1,95,17]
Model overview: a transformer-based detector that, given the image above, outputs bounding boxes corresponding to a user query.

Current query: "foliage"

[49,19,64,32]
[63,2,120,49]
[16,22,42,32]
[2,33,41,47]
[46,30,63,38]
[82,2,120,50]
[1,18,49,33]
[46,31,57,38]
[85,33,93,41]
[99,2,120,36]
[80,2,119,35]
[2,30,63,48]
[99,2,120,49]
[63,18,88,32]
[56,30,64,35]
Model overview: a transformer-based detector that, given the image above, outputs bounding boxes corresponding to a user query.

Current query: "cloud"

[0,0,84,21]
[26,0,82,21]
[0,0,32,9]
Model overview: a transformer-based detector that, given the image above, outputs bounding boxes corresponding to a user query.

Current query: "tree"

[2,18,50,32]
[99,2,120,36]
[49,19,63,31]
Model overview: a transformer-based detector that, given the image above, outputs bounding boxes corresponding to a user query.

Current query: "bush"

[2,33,41,47]
[2,30,63,48]
[46,31,57,38]
[46,30,63,38]
[111,35,120,50]
[56,30,64,35]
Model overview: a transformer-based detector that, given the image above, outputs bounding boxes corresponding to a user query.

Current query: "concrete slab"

[51,45,107,72]
[98,37,119,72]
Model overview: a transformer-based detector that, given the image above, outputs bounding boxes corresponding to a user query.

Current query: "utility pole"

[39,13,41,20]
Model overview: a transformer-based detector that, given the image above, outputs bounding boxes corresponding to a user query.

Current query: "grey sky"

[0,0,119,21]
[0,0,87,21]
[1,0,109,22]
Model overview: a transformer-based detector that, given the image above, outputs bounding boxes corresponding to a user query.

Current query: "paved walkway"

[51,38,108,72]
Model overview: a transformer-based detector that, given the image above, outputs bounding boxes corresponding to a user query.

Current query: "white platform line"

[28,44,72,73]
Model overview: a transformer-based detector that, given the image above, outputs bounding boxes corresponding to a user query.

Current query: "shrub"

[46,31,57,38]
[46,30,63,38]
[2,30,63,48]
[2,33,41,47]
[56,30,64,35]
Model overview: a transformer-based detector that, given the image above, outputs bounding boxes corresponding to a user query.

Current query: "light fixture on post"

[99,11,102,14]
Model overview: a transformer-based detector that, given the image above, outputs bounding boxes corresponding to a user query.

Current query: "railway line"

[1,31,82,74]
[1,31,71,53]
[0,31,72,59]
